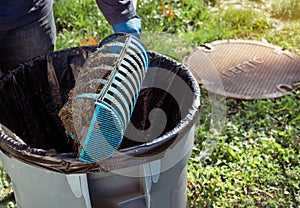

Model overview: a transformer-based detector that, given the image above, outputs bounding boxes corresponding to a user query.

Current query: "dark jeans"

[0,11,56,75]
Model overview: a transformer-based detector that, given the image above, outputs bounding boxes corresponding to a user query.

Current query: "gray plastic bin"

[0,46,200,208]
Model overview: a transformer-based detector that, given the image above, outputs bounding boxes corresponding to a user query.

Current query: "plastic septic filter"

[74,33,149,162]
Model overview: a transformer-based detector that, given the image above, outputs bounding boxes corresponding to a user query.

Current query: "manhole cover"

[183,40,300,99]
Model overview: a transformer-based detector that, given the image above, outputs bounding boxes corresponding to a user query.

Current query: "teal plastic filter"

[79,102,124,162]
[78,33,149,162]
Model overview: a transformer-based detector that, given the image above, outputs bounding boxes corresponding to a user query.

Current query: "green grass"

[189,89,300,207]
[0,0,299,207]
[270,0,300,20]
[53,0,112,49]
[0,163,14,207]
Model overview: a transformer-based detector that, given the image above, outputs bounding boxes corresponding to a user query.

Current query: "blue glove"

[112,16,142,38]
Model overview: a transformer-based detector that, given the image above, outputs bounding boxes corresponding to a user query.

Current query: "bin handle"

[142,160,161,208]
[66,174,92,208]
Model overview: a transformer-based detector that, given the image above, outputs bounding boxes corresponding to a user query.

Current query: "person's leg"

[0,11,56,74]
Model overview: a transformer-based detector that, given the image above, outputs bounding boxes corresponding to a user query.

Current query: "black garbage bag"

[0,47,200,174]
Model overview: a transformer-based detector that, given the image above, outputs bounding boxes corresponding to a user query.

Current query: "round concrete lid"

[183,40,300,99]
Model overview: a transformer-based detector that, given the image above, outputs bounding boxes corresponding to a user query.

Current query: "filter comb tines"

[63,33,149,162]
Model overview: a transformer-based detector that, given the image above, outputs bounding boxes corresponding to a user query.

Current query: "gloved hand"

[112,16,142,38]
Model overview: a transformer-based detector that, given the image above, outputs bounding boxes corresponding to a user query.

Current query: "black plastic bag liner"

[0,47,200,174]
